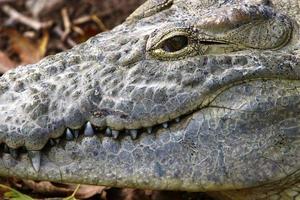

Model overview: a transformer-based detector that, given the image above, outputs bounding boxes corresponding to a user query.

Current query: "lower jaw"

[0,103,298,192]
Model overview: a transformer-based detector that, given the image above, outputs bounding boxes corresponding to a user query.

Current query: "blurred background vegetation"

[0,0,145,73]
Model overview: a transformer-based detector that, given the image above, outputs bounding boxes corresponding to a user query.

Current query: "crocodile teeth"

[147,127,152,134]
[163,122,168,128]
[55,138,60,144]
[65,128,74,140]
[28,151,41,172]
[175,118,180,123]
[49,139,56,146]
[3,144,9,153]
[130,130,138,140]
[9,148,18,159]
[84,122,94,136]
[74,130,79,139]
[105,128,112,136]
[112,130,119,139]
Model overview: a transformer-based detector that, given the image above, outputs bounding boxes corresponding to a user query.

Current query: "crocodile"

[0,0,299,199]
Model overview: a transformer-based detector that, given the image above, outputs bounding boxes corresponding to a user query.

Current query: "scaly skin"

[0,0,299,199]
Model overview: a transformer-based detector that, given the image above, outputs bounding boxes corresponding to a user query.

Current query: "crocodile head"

[0,0,299,199]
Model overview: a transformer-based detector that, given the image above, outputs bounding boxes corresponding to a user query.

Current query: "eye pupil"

[161,36,188,52]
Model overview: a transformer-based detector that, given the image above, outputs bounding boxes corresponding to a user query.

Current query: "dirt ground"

[0,1,215,199]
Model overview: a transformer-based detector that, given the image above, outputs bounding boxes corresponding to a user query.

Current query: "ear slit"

[198,41,228,45]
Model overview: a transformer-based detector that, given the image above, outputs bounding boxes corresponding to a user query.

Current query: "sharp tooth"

[55,138,60,144]
[28,151,41,172]
[105,128,112,136]
[65,128,74,140]
[84,122,94,136]
[147,127,152,134]
[175,118,180,123]
[9,148,18,159]
[112,130,119,139]
[163,122,168,128]
[74,130,79,138]
[3,144,9,153]
[49,139,56,146]
[130,130,138,140]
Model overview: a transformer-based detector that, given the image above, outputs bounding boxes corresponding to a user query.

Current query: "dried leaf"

[63,184,80,200]
[7,30,47,65]
[38,31,49,58]
[73,184,106,199]
[0,51,16,73]
[21,180,72,195]
[20,180,107,199]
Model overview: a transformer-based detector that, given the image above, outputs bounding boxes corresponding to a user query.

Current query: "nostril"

[260,0,272,6]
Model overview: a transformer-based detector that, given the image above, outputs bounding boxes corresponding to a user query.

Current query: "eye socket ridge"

[159,35,229,53]
[148,30,232,60]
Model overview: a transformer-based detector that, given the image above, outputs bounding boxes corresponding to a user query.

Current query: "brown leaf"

[73,184,107,199]
[21,180,73,195]
[38,31,49,57]
[0,51,17,73]
[7,30,48,65]
[20,180,107,199]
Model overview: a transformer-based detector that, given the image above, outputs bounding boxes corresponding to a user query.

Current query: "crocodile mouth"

[0,99,197,172]
[0,77,297,172]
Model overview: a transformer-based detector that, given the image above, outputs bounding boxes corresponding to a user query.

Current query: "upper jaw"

[0,39,298,151]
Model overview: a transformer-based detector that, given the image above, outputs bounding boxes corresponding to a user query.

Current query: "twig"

[53,26,77,47]
[1,5,53,31]
[73,14,108,32]
[61,7,71,40]
[63,184,81,200]
[72,26,85,35]
[73,15,91,25]
[91,15,108,32]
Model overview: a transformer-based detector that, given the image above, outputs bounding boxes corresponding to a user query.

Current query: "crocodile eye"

[161,36,189,52]
[148,30,197,60]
